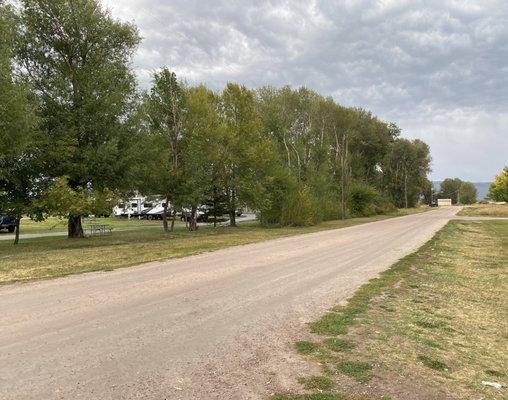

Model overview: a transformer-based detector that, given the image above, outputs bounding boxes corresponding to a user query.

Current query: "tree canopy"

[488,166,508,202]
[1,0,438,242]
[438,178,477,205]
[17,0,141,237]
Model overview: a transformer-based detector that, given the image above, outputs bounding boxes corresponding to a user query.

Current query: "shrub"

[348,183,380,217]
[374,194,397,214]
[280,186,317,226]
[314,193,342,221]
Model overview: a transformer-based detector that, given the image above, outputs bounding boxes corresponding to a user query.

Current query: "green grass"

[13,216,165,234]
[323,338,355,352]
[279,220,507,399]
[296,341,320,355]
[417,355,449,372]
[0,208,427,285]
[337,361,373,383]
[298,375,335,390]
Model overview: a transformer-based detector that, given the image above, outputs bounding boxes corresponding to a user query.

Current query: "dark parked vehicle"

[430,200,438,207]
[0,214,16,233]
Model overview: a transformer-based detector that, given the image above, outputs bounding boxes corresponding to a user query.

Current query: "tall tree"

[457,181,477,204]
[220,83,262,227]
[488,166,508,202]
[438,178,477,205]
[140,68,186,232]
[382,138,431,208]
[177,85,223,231]
[0,2,40,244]
[18,0,140,237]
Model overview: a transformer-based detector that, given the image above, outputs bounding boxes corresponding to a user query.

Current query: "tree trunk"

[68,215,84,238]
[404,169,408,209]
[189,205,198,231]
[13,215,21,245]
[229,209,236,227]
[229,189,236,227]
[170,212,176,232]
[162,199,169,233]
[340,135,349,220]
[212,192,217,227]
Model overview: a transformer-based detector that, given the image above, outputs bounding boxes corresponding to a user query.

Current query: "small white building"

[437,198,452,206]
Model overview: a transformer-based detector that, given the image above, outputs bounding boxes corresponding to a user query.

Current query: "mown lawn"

[276,220,507,400]
[458,203,508,218]
[0,208,427,285]
[12,215,164,234]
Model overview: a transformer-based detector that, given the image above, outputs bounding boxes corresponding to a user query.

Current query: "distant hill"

[432,181,492,200]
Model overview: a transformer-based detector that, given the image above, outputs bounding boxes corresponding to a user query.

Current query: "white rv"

[113,195,171,219]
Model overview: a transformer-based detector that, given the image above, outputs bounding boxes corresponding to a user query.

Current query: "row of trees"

[437,178,478,205]
[0,0,432,243]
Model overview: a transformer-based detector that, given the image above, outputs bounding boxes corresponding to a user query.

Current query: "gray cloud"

[103,0,508,181]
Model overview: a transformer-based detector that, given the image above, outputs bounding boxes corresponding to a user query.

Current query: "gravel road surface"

[0,207,459,399]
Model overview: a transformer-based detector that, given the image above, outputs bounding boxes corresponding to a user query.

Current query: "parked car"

[180,208,207,222]
[430,200,438,207]
[0,214,16,233]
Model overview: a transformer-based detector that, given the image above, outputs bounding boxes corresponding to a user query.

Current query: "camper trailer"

[113,196,172,220]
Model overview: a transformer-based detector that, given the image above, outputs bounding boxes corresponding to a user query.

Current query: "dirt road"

[0,207,458,399]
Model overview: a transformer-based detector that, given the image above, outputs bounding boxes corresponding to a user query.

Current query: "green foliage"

[140,68,186,201]
[457,181,477,204]
[4,1,436,239]
[382,138,431,208]
[18,0,141,237]
[488,166,508,202]
[0,3,41,239]
[348,183,379,217]
[439,178,477,204]
[35,178,116,217]
[280,186,317,226]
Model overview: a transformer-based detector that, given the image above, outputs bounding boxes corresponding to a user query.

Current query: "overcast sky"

[103,0,507,182]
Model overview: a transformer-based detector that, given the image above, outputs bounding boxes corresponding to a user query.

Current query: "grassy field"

[0,208,428,285]
[458,203,508,218]
[275,220,507,400]
[13,215,164,234]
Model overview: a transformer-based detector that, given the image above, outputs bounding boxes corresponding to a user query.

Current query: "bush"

[374,194,397,214]
[280,185,317,226]
[315,193,342,221]
[348,183,380,217]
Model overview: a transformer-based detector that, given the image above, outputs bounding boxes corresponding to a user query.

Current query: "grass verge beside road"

[275,220,507,400]
[0,208,428,285]
[457,203,508,218]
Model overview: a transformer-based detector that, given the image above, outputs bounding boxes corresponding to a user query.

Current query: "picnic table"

[86,223,113,236]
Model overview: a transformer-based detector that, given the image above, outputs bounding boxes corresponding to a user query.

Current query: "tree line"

[0,0,433,243]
